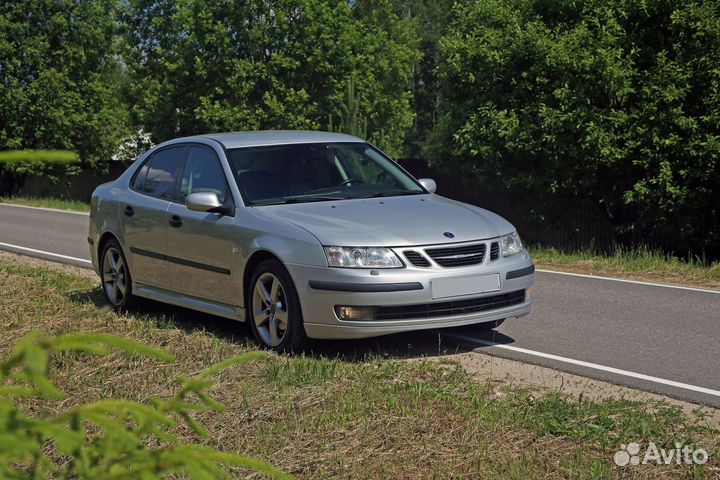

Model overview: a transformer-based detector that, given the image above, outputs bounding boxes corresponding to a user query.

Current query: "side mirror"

[418,178,437,194]
[186,192,229,214]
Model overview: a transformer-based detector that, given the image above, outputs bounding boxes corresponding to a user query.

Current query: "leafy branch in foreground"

[0,150,80,196]
[0,331,291,479]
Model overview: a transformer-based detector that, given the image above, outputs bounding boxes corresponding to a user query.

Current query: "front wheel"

[100,238,136,310]
[248,259,307,353]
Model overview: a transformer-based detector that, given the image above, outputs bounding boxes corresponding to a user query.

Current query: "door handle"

[123,205,134,217]
[169,215,183,228]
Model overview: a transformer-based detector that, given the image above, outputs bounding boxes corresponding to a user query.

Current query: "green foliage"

[328,75,367,139]
[2,0,719,256]
[123,0,419,157]
[0,150,81,196]
[0,151,79,173]
[0,196,90,212]
[0,1,131,168]
[0,331,291,479]
[387,0,456,156]
[430,0,720,255]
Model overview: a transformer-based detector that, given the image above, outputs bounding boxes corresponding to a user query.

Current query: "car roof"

[197,130,364,149]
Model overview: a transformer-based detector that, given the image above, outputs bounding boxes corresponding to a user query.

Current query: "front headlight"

[501,232,524,256]
[324,246,403,268]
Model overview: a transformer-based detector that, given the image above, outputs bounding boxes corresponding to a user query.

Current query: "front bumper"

[286,250,535,339]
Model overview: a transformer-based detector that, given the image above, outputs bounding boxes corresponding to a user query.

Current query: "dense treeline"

[428,0,720,257]
[122,0,418,158]
[0,1,128,167]
[1,0,719,257]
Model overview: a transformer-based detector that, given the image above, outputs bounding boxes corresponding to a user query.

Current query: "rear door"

[165,145,239,305]
[122,145,186,288]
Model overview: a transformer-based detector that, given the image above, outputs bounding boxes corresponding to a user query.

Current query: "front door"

[165,145,239,305]
[121,145,186,288]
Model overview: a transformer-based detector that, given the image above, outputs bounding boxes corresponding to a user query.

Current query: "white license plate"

[431,274,500,299]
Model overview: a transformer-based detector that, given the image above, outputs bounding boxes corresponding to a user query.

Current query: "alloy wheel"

[102,246,127,306]
[252,272,288,347]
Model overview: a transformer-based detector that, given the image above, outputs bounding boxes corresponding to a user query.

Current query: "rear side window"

[179,147,229,204]
[132,147,184,201]
[131,162,149,191]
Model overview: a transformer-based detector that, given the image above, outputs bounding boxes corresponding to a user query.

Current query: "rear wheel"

[100,238,136,309]
[248,259,307,353]
[475,319,505,331]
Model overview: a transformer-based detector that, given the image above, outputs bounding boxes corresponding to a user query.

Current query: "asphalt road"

[0,204,91,266]
[1,203,719,408]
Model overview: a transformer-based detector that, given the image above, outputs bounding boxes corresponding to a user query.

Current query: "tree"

[385,0,456,157]
[123,0,419,157]
[328,75,367,139]
[430,0,720,256]
[0,0,131,169]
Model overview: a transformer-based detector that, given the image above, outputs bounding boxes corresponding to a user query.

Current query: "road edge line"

[0,241,92,265]
[443,333,720,398]
[536,268,720,295]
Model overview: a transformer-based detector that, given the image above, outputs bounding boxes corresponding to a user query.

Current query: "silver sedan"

[89,131,534,351]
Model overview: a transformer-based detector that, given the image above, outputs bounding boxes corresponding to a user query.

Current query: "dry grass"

[530,246,720,291]
[1,253,718,479]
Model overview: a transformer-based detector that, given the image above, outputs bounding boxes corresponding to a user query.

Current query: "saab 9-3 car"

[89,131,534,351]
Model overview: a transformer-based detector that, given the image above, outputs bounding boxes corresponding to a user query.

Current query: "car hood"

[256,194,515,247]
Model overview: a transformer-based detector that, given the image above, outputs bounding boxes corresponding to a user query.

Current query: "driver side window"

[179,146,229,204]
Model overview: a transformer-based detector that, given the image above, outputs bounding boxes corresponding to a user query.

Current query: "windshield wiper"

[253,195,346,206]
[353,190,423,199]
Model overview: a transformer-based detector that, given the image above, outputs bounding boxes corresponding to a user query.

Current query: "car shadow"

[67,288,108,308]
[66,287,517,362]
[307,327,516,361]
[67,287,247,338]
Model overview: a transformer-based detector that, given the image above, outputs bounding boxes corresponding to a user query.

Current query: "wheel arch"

[242,249,284,302]
[97,231,121,260]
[242,248,308,351]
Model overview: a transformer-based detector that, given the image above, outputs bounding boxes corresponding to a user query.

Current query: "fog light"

[334,306,375,321]
[525,288,532,301]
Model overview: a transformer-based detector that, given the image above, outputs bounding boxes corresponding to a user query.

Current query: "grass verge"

[0,195,90,212]
[0,254,717,478]
[530,246,720,290]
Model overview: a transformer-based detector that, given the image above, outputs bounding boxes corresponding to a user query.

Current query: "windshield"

[227,142,425,205]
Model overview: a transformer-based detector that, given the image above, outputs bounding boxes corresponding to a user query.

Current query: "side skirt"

[134,283,245,322]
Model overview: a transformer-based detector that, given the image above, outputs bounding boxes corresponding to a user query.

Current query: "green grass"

[0,255,717,479]
[0,195,90,212]
[530,245,720,289]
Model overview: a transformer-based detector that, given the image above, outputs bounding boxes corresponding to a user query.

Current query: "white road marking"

[0,241,92,265]
[536,268,720,295]
[0,202,89,215]
[443,332,720,398]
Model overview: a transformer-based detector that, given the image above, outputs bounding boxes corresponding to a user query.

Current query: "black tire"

[100,238,136,310]
[475,319,505,331]
[247,259,307,353]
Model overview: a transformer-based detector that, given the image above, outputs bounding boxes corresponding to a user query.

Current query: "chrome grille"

[490,241,500,260]
[425,243,486,267]
[403,250,431,267]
